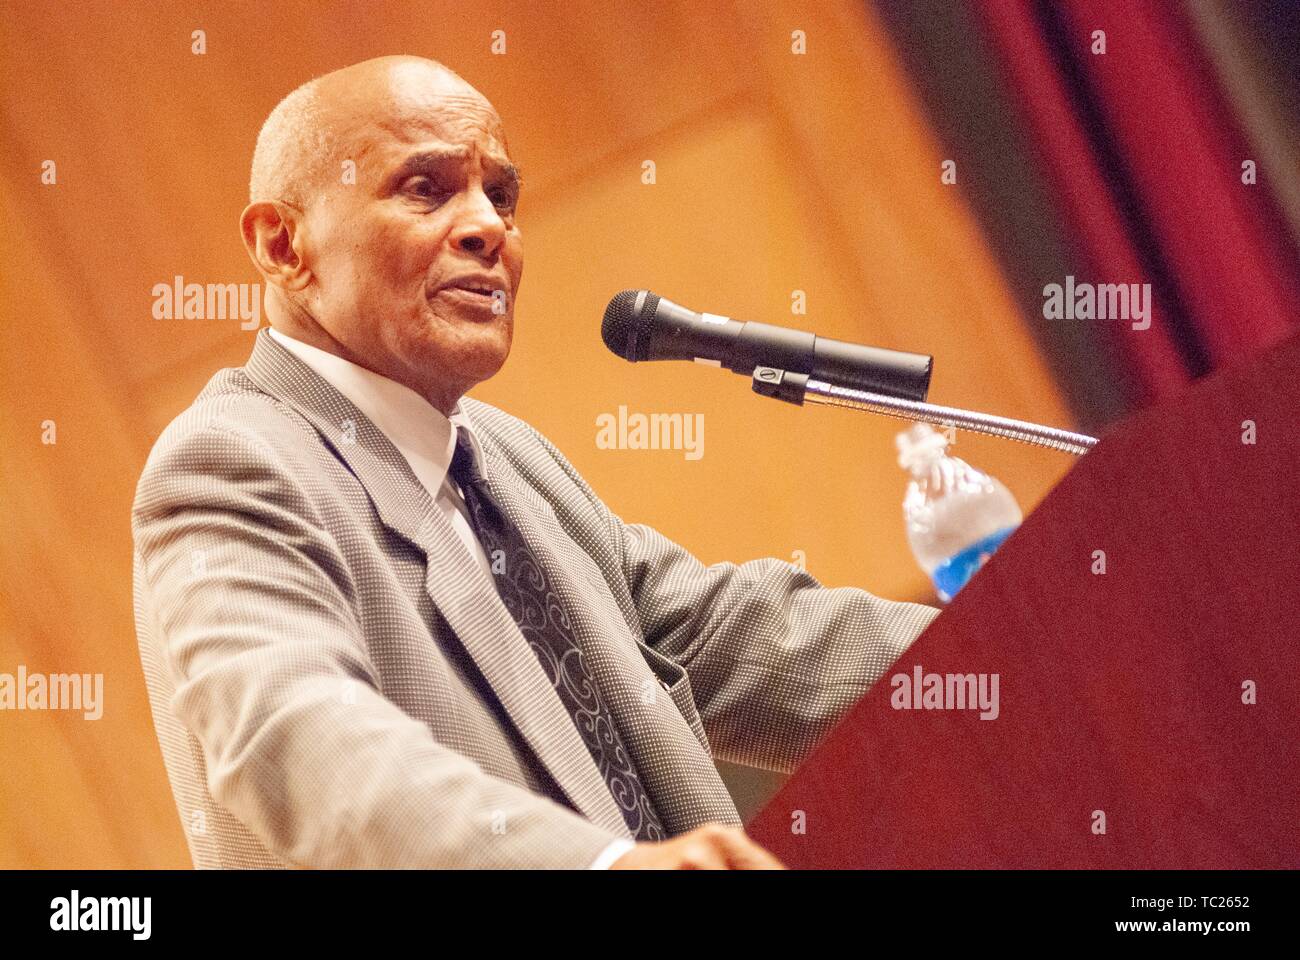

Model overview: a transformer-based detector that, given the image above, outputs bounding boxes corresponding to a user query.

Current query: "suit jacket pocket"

[635,641,711,753]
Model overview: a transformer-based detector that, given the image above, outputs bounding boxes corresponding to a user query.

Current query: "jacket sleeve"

[525,424,941,774]
[613,522,939,772]
[133,422,621,868]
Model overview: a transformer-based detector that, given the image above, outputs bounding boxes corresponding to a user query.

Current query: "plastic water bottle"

[897,423,1022,603]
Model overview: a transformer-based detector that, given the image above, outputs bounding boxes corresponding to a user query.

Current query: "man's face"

[300,64,523,409]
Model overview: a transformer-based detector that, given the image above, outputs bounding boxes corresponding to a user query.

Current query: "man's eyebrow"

[387,148,524,188]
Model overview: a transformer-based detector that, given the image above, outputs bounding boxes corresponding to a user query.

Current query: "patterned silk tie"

[448,430,666,841]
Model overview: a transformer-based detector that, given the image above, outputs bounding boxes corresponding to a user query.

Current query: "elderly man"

[132,55,939,870]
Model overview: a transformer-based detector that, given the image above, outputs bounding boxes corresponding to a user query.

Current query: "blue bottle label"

[931,525,1018,602]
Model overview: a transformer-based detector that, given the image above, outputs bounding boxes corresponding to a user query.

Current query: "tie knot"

[449,429,484,489]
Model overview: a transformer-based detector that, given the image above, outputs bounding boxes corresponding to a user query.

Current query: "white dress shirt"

[267,326,635,869]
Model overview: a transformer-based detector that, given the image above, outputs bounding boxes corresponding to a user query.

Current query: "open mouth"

[446,283,496,297]
[434,285,504,312]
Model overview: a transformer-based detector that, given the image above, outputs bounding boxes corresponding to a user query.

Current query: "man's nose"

[449,190,508,258]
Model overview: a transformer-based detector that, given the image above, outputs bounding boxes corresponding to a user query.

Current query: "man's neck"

[268,312,359,369]
[266,314,463,417]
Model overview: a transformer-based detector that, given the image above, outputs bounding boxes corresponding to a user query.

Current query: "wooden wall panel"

[0,0,1075,866]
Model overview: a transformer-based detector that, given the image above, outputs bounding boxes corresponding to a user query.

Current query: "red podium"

[747,334,1300,868]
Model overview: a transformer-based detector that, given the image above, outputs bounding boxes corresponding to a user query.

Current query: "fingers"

[683,823,786,870]
[609,823,787,869]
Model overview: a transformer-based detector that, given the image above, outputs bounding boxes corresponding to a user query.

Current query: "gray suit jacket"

[132,327,939,868]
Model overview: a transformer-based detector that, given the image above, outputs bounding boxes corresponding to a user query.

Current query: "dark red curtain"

[975,0,1300,407]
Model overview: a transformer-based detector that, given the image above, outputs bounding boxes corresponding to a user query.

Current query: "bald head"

[240,55,524,415]
[248,56,486,206]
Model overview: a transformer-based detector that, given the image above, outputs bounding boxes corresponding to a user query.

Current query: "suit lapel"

[479,436,744,831]
[242,329,630,837]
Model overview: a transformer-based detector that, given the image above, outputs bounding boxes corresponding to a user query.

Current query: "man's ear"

[240,201,312,292]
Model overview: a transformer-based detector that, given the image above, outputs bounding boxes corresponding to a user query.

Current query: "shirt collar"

[267,326,487,495]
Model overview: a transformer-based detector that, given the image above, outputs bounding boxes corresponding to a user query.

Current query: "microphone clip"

[750,366,808,405]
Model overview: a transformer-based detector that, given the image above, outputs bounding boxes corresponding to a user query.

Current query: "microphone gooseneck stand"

[750,366,1099,457]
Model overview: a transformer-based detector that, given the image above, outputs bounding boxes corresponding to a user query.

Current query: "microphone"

[601,289,932,401]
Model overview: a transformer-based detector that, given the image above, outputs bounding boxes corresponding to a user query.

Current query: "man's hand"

[609,823,785,869]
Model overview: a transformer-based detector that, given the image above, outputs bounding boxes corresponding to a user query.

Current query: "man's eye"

[401,175,515,212]
[403,176,446,201]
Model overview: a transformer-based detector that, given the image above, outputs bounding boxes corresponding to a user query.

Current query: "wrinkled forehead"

[330,64,511,169]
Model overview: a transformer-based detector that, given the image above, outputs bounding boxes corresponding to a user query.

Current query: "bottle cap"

[896,422,949,471]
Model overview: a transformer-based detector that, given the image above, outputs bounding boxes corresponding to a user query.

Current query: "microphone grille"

[601,289,658,361]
